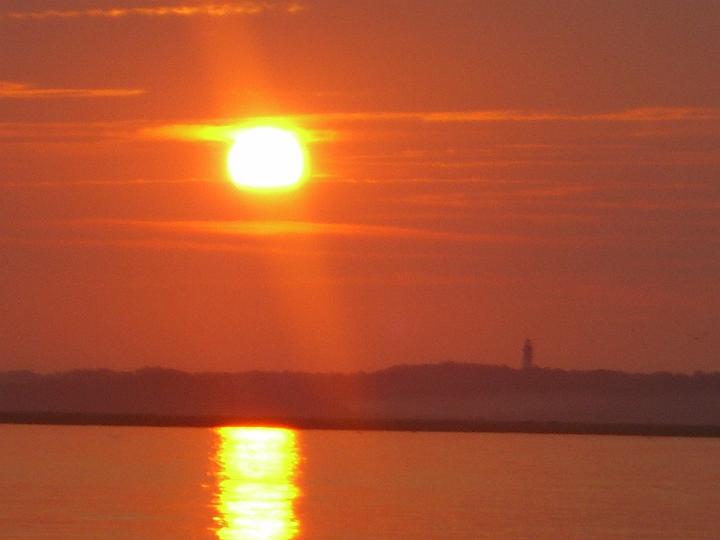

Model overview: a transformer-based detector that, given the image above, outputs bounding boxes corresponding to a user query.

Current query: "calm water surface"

[1,424,719,539]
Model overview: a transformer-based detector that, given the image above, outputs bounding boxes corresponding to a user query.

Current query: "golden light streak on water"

[212,427,301,540]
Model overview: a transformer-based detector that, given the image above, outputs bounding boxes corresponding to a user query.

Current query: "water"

[1,424,719,539]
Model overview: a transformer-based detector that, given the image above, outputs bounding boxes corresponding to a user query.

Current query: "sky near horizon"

[1,0,719,374]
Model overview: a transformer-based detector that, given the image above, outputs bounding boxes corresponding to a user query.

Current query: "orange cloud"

[0,235,277,255]
[309,107,720,124]
[0,121,144,143]
[6,106,716,143]
[0,178,209,188]
[420,107,720,123]
[141,122,333,144]
[142,123,237,143]
[6,2,303,20]
[0,81,143,99]
[144,107,720,143]
[57,219,525,244]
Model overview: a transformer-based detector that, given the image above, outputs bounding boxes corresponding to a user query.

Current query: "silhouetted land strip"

[2,411,720,438]
[3,363,720,429]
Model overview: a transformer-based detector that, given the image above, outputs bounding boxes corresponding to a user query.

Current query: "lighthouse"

[522,338,534,370]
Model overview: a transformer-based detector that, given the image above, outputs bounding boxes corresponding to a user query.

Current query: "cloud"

[140,122,333,144]
[0,218,529,258]
[6,2,303,20]
[0,81,143,99]
[144,107,720,142]
[57,218,525,244]
[312,107,720,124]
[0,121,145,143]
[142,123,236,142]
[0,235,278,255]
[5,105,716,143]
[0,178,210,188]
[417,108,720,123]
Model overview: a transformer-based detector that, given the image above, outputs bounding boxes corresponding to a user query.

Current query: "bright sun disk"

[227,126,306,190]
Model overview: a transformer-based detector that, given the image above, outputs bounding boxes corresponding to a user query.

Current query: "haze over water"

[2,424,719,539]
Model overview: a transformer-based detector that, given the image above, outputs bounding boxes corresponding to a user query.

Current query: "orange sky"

[1,0,719,373]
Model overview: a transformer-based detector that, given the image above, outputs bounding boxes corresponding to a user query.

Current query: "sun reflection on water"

[212,427,301,540]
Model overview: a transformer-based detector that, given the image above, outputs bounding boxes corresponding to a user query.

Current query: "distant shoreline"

[2,412,720,438]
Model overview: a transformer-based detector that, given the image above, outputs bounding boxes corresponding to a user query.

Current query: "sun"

[227,126,307,190]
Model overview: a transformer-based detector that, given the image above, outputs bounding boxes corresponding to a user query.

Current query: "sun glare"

[227,126,306,190]
[213,427,301,540]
